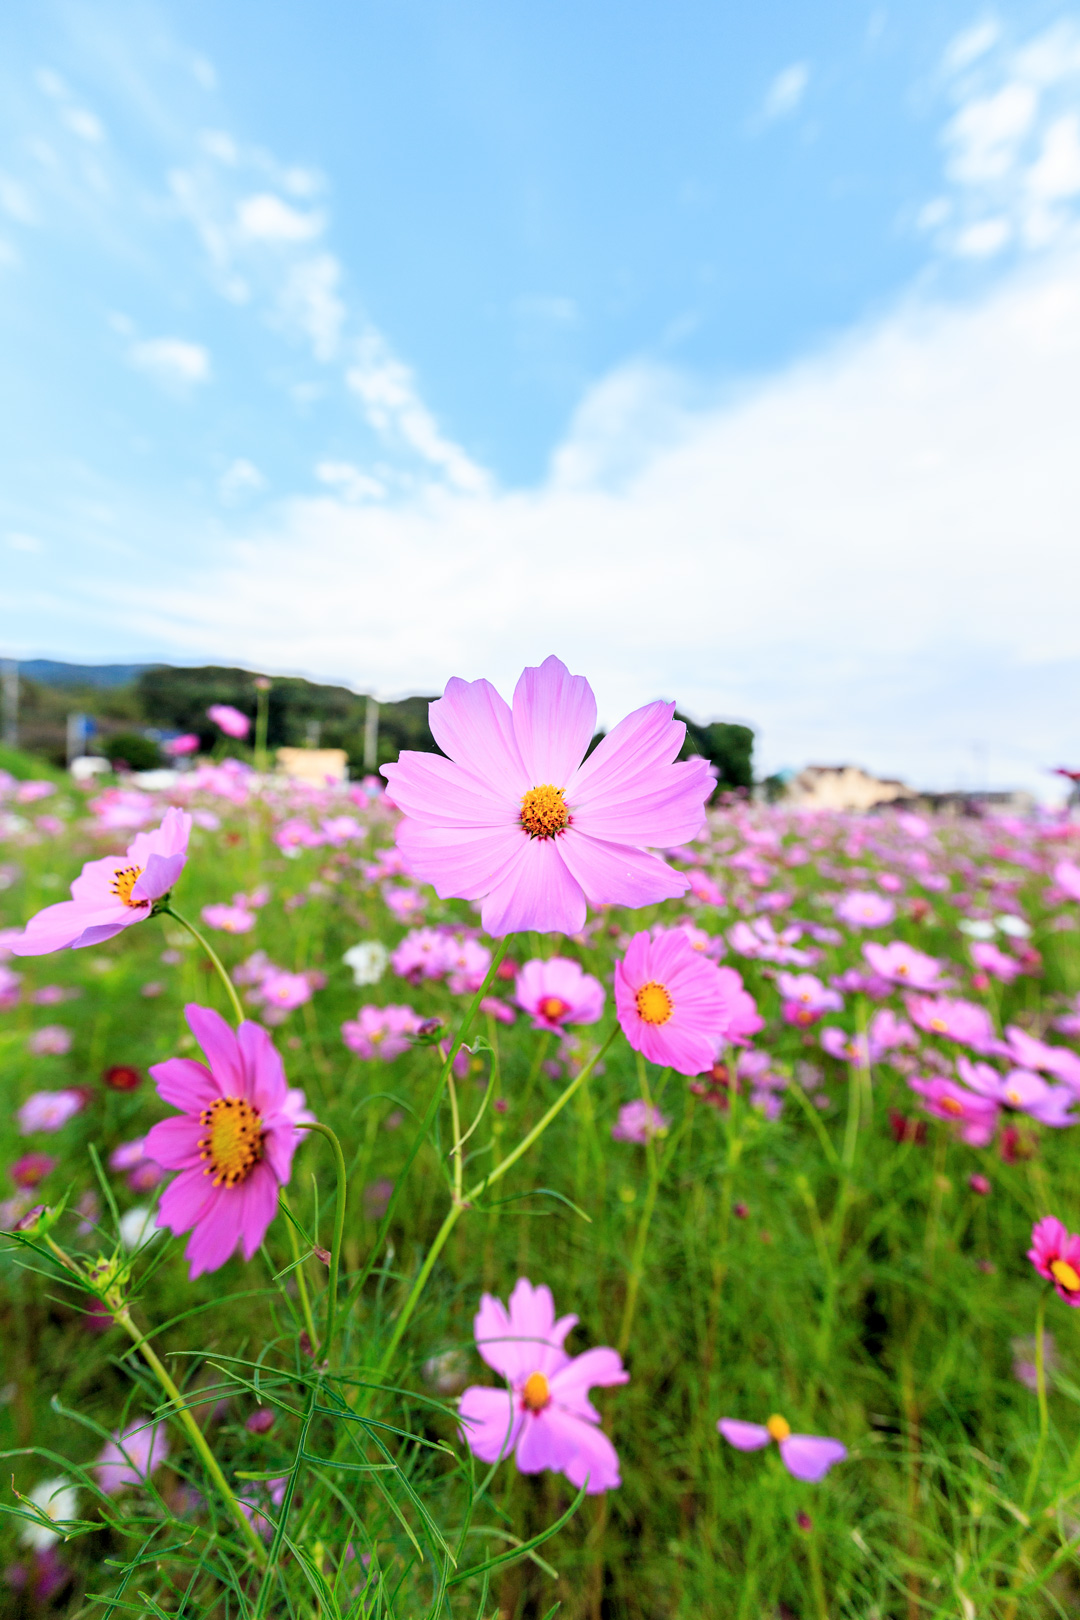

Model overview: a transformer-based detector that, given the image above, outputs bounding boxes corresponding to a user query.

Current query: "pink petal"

[237,1164,280,1259]
[516,1404,621,1493]
[557,832,690,910]
[263,1115,302,1185]
[238,1021,287,1114]
[185,1005,245,1093]
[132,851,187,902]
[569,760,712,848]
[506,1278,574,1378]
[717,1418,772,1452]
[10,900,126,955]
[381,752,513,827]
[184,1188,241,1277]
[157,1167,214,1235]
[549,1348,628,1421]
[511,657,596,788]
[566,701,683,795]
[143,1116,203,1170]
[458,1385,523,1462]
[480,838,586,937]
[426,676,529,800]
[395,821,527,901]
[148,1056,220,1111]
[474,1292,524,1381]
[779,1435,847,1482]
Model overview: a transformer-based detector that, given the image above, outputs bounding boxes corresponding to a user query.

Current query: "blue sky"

[2,0,1080,792]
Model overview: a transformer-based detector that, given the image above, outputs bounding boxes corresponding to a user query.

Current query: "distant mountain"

[17,660,153,689]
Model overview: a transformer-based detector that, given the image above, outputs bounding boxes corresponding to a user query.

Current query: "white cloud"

[943,20,1001,74]
[236,192,323,243]
[63,106,105,143]
[346,332,490,492]
[954,215,1011,255]
[761,63,810,123]
[201,129,238,164]
[1028,113,1080,199]
[114,249,1080,795]
[129,337,210,389]
[315,461,386,502]
[7,532,42,552]
[277,253,345,360]
[219,459,265,503]
[944,83,1038,183]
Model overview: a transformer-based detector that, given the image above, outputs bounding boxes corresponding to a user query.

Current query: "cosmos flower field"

[2,660,1080,1618]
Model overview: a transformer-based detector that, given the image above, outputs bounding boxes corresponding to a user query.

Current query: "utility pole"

[364,696,379,773]
[1,660,18,749]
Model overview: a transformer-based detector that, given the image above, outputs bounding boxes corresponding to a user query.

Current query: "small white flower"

[995,913,1031,938]
[957,919,995,940]
[118,1206,161,1251]
[343,941,389,986]
[21,1476,79,1548]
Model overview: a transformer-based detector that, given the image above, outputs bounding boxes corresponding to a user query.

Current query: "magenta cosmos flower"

[207,703,250,739]
[341,1004,420,1060]
[11,808,192,956]
[863,941,945,991]
[835,891,896,929]
[143,1004,311,1278]
[718,1415,847,1482]
[515,956,605,1033]
[615,928,732,1075]
[459,1278,628,1493]
[1028,1216,1080,1305]
[381,656,712,936]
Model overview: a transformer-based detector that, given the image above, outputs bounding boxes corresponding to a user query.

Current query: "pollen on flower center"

[766,1413,791,1442]
[635,980,673,1025]
[522,1371,551,1411]
[198,1096,265,1188]
[519,784,569,840]
[540,996,571,1021]
[942,1096,964,1115]
[110,864,147,908]
[1052,1258,1080,1292]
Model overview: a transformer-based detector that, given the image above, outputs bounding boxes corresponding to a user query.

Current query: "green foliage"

[105,732,163,772]
[0,742,67,783]
[675,714,754,790]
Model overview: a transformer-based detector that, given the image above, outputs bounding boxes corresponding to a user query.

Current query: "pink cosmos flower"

[207,703,250,739]
[1000,1027,1080,1089]
[444,935,493,995]
[321,815,363,845]
[611,1100,669,1143]
[384,886,426,923]
[863,941,945,991]
[11,809,192,956]
[717,1415,847,1482]
[143,1004,312,1278]
[10,1153,56,1188]
[956,1057,1077,1127]
[867,1008,918,1054]
[391,927,453,982]
[381,656,712,936]
[615,929,733,1075]
[970,941,1021,983]
[458,1278,628,1493]
[259,971,313,1013]
[835,891,896,928]
[341,1004,421,1060]
[201,903,257,934]
[777,973,843,1028]
[480,996,516,1025]
[0,964,20,1009]
[274,818,325,855]
[95,1421,169,1494]
[905,995,997,1053]
[164,734,200,757]
[820,1028,871,1067]
[715,966,764,1047]
[515,957,606,1033]
[1029,1216,1080,1305]
[28,1026,72,1056]
[1052,860,1080,903]
[17,1090,84,1134]
[907,1076,998,1145]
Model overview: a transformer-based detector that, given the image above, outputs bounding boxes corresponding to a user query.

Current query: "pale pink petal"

[381,752,514,827]
[458,1385,523,1462]
[70,856,132,905]
[511,657,596,787]
[549,1349,628,1422]
[185,1005,245,1093]
[717,1418,772,1451]
[148,1057,220,1111]
[426,676,529,800]
[480,839,586,937]
[779,1435,847,1481]
[157,1167,215,1234]
[132,851,187,902]
[557,833,690,910]
[569,760,712,848]
[566,701,683,792]
[514,1408,575,1476]
[238,1021,287,1114]
[554,1409,623,1493]
[263,1116,302,1185]
[237,1164,280,1259]
[396,822,527,900]
[143,1116,203,1170]
[505,1278,572,1377]
[10,900,129,955]
[474,1292,524,1380]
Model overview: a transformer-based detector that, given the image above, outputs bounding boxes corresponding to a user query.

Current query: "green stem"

[617,1054,662,1355]
[159,904,245,1027]
[376,1025,618,1377]
[279,1193,319,1351]
[297,1122,348,1365]
[113,1304,265,1563]
[1023,1290,1050,1513]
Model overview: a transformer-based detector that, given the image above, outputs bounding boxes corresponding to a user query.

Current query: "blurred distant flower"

[905,995,997,1053]
[10,1153,56,1189]
[969,1173,991,1196]
[207,704,250,739]
[970,941,1021,983]
[201,903,256,934]
[343,940,389,985]
[835,891,895,928]
[515,957,605,1033]
[611,1100,669,1143]
[342,1004,421,1060]
[17,1090,84,1134]
[27,1026,72,1057]
[908,1076,998,1146]
[103,1064,142,1092]
[95,1421,169,1494]
[717,1414,846,1482]
[259,971,313,1013]
[246,1407,275,1434]
[18,1478,78,1550]
[164,734,200,757]
[863,941,946,991]
[1013,1331,1058,1390]
[777,972,843,1028]
[363,1177,394,1220]
[382,655,711,936]
[10,809,192,956]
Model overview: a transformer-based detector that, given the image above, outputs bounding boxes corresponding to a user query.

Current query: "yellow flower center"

[110,864,147,908]
[539,996,571,1021]
[942,1096,964,1116]
[198,1096,265,1188]
[519,784,569,840]
[1005,1088,1021,1107]
[635,981,673,1025]
[522,1371,551,1411]
[930,1018,947,1033]
[766,1413,791,1442]
[1052,1259,1080,1293]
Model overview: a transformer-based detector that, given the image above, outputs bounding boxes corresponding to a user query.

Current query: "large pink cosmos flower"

[515,957,605,1033]
[381,656,712,936]
[11,808,191,956]
[1028,1216,1080,1305]
[718,1415,847,1482]
[143,1004,311,1278]
[458,1278,628,1494]
[615,929,732,1075]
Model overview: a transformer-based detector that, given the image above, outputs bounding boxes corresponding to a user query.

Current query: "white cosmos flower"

[22,1476,79,1548]
[343,941,389,986]
[118,1206,161,1251]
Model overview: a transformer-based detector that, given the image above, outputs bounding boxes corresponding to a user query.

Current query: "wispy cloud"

[760,62,810,123]
[129,336,210,389]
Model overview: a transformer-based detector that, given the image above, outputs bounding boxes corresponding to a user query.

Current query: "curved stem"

[279,1193,318,1351]
[113,1304,265,1563]
[160,904,245,1027]
[297,1121,348,1365]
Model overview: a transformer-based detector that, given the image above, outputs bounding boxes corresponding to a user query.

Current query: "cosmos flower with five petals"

[718,1414,847,1482]
[381,656,712,936]
[614,928,733,1075]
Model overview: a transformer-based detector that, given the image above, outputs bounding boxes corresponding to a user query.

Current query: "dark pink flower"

[143,1004,312,1278]
[381,656,712,935]
[908,1075,998,1146]
[515,957,605,1032]
[11,808,191,956]
[615,929,733,1075]
[459,1278,628,1493]
[164,733,200,756]
[10,1153,56,1188]
[718,1414,846,1482]
[1028,1216,1080,1305]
